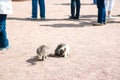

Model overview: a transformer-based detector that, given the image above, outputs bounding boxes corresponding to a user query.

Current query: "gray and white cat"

[55,43,70,58]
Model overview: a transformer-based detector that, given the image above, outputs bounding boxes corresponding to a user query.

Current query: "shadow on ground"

[53,3,96,6]
[26,56,39,66]
[7,15,96,21]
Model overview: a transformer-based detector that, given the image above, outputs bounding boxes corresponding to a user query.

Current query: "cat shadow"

[47,53,63,58]
[26,56,44,66]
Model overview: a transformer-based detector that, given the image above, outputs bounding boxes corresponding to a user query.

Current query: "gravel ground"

[0,0,120,80]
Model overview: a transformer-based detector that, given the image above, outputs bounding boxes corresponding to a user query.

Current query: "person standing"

[0,0,12,50]
[69,0,81,19]
[105,0,115,19]
[28,0,45,20]
[93,0,106,26]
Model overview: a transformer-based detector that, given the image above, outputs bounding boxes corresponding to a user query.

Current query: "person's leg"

[38,0,45,19]
[97,0,106,23]
[93,0,106,26]
[105,0,108,11]
[75,0,80,19]
[32,0,38,18]
[70,0,75,18]
[107,0,114,16]
[93,0,97,4]
[0,14,9,49]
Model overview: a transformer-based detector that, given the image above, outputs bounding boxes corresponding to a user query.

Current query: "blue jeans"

[71,0,81,17]
[32,0,45,18]
[97,0,106,23]
[0,14,9,48]
[93,0,97,4]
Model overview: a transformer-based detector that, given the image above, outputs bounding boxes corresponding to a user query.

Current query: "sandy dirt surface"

[0,0,120,80]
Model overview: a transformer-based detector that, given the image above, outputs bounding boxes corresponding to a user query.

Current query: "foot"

[74,16,79,19]
[0,45,11,51]
[27,17,37,20]
[41,17,45,20]
[107,15,116,20]
[93,22,106,26]
[69,16,74,19]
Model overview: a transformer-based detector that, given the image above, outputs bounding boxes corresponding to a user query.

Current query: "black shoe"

[74,16,79,19]
[69,16,74,19]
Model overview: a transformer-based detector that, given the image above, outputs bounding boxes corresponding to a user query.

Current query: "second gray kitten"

[36,45,49,61]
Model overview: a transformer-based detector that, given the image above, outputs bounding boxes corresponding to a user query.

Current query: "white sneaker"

[107,15,116,20]
[27,17,37,20]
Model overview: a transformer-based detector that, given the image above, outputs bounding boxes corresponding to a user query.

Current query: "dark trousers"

[93,0,97,4]
[71,0,81,17]
[0,14,9,48]
[32,0,45,18]
[97,0,106,23]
